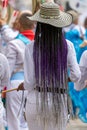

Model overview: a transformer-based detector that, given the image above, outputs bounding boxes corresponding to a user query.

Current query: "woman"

[18,2,81,130]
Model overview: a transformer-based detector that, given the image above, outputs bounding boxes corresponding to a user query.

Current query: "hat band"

[40,14,59,19]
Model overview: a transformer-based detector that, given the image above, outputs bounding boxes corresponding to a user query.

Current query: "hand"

[0,13,8,26]
[79,40,87,48]
[17,82,25,91]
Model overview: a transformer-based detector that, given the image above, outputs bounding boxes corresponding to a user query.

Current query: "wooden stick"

[2,88,18,93]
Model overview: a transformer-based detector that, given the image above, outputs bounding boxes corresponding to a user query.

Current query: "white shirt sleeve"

[1,25,18,42]
[67,40,81,84]
[74,50,87,90]
[24,42,36,91]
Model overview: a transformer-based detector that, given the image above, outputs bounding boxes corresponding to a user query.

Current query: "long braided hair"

[33,22,68,128]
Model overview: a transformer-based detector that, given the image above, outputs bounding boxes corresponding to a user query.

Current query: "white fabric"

[6,80,28,130]
[0,25,18,55]
[24,40,35,91]
[1,26,18,43]
[74,50,87,90]
[24,40,81,91]
[0,53,10,91]
[63,24,86,39]
[63,24,76,34]
[0,26,28,130]
[67,40,81,83]
[6,39,25,79]
[26,91,67,130]
[0,34,3,54]
[3,31,28,130]
[24,40,81,130]
[0,53,10,130]
[0,94,4,124]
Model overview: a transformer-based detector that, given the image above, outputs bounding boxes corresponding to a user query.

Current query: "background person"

[0,53,10,130]
[74,50,87,123]
[0,11,35,130]
[17,2,81,130]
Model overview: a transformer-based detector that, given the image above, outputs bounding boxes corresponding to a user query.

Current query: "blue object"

[5,126,8,130]
[78,113,87,123]
[11,72,24,80]
[65,29,87,63]
[16,34,31,45]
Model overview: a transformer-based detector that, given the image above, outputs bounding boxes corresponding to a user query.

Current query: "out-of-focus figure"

[64,11,87,123]
[0,10,35,130]
[64,10,87,63]
[74,50,87,123]
[0,53,10,130]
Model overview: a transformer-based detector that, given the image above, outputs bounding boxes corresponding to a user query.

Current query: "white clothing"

[24,40,81,130]
[0,25,18,55]
[0,94,5,130]
[1,25,18,43]
[1,25,29,130]
[0,53,10,91]
[63,24,76,33]
[0,34,3,53]
[6,81,28,130]
[5,36,28,130]
[26,91,67,130]
[24,40,81,90]
[74,50,87,90]
[63,24,86,39]
[0,53,10,130]
[6,39,25,79]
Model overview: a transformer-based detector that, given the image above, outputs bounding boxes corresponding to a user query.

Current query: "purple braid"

[33,22,68,89]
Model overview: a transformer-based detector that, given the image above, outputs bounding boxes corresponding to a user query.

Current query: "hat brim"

[27,10,72,28]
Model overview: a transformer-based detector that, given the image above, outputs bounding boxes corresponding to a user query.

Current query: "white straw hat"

[27,2,72,28]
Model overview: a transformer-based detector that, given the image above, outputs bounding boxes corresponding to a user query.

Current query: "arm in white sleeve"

[79,50,87,67]
[74,50,87,90]
[1,25,18,43]
[67,40,81,83]
[24,43,36,91]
